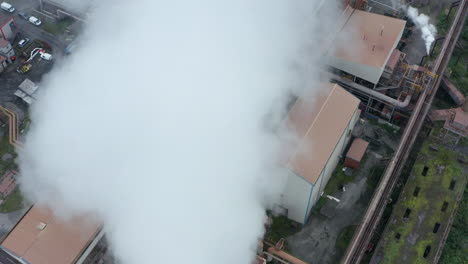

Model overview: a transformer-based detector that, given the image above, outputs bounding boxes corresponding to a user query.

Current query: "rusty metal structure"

[341,0,468,263]
[0,105,22,148]
[257,239,308,264]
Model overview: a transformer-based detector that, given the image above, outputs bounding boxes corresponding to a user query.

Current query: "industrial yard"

[0,0,465,264]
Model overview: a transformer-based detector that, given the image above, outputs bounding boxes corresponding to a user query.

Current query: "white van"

[1,2,15,13]
[28,16,42,26]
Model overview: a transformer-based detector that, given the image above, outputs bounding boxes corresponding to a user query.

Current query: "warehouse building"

[0,205,104,264]
[327,8,406,85]
[278,83,360,224]
[0,17,16,42]
[14,79,39,105]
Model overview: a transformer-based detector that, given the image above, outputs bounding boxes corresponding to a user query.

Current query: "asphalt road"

[3,0,66,53]
[0,0,66,106]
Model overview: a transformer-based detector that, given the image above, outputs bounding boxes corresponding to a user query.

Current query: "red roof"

[453,108,468,130]
[346,138,369,162]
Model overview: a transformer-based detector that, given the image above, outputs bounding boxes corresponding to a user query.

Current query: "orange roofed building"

[278,83,360,224]
[0,205,104,264]
[327,8,406,85]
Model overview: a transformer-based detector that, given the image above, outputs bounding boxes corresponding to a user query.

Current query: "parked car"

[17,12,28,20]
[0,2,15,13]
[28,16,41,26]
[17,64,32,74]
[18,38,30,48]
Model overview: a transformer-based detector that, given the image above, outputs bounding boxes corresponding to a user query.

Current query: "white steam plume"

[406,6,438,55]
[18,0,340,263]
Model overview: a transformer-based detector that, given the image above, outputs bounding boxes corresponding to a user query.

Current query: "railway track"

[341,2,468,263]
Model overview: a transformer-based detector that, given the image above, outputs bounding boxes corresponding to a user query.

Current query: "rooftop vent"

[36,222,47,231]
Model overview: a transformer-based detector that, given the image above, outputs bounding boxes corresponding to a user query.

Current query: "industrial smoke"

[18,0,340,263]
[406,6,437,55]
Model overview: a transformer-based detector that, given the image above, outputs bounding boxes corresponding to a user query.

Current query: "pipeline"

[0,106,23,149]
[330,74,412,108]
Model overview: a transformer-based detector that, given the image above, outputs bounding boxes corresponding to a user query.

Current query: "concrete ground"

[287,151,383,264]
[0,207,29,237]
[0,0,67,109]
[286,119,399,264]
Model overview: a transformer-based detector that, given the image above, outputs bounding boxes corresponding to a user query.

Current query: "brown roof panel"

[346,138,369,162]
[286,83,360,184]
[332,9,406,68]
[1,205,101,264]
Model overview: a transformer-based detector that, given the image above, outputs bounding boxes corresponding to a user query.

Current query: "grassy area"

[323,164,354,195]
[0,130,14,156]
[439,187,468,264]
[0,188,24,213]
[313,196,327,213]
[376,141,465,264]
[459,137,468,147]
[431,6,468,98]
[431,121,445,138]
[0,131,17,176]
[42,17,75,36]
[367,166,385,190]
[336,225,357,252]
[428,8,456,61]
[19,111,31,134]
[264,215,300,245]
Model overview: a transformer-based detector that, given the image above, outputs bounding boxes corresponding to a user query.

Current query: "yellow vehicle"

[16,64,32,74]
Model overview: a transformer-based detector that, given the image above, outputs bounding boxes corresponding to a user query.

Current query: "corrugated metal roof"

[285,83,360,184]
[346,138,369,162]
[332,9,406,68]
[327,8,406,84]
[1,205,101,264]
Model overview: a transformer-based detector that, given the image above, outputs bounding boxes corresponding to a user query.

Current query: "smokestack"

[406,6,437,55]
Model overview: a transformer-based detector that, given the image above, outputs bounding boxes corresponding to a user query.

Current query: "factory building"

[0,17,16,42]
[327,8,406,85]
[278,83,360,224]
[0,205,104,264]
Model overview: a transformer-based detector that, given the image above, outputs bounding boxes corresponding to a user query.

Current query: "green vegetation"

[429,8,457,61]
[377,141,465,264]
[367,166,385,189]
[459,137,468,147]
[0,188,24,213]
[432,7,468,98]
[336,225,357,252]
[431,121,444,137]
[264,215,300,245]
[19,111,31,134]
[313,196,327,212]
[323,164,354,195]
[42,17,75,36]
[0,132,17,176]
[439,187,468,264]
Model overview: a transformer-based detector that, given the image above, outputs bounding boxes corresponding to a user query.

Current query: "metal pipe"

[330,74,412,109]
[267,247,308,264]
[374,85,400,91]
